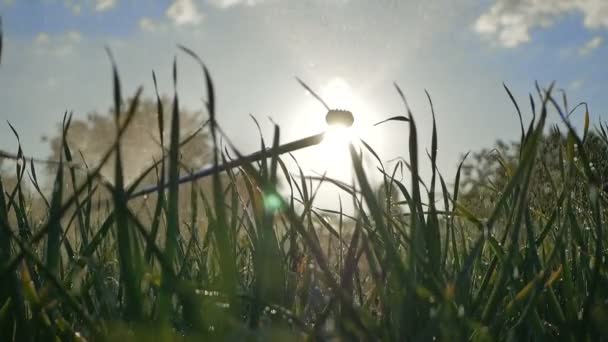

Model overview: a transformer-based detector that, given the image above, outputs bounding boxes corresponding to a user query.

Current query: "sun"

[282,76,387,209]
[287,77,378,182]
[318,78,366,159]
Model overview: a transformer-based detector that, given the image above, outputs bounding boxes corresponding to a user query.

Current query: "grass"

[1,47,608,341]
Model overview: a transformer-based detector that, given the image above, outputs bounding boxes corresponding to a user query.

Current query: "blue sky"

[0,0,607,193]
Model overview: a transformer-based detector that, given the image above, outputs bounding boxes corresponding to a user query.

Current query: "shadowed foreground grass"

[1,50,608,341]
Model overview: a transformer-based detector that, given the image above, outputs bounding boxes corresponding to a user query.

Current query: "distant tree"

[459,127,608,219]
[42,96,217,228]
[0,155,49,229]
[45,96,211,186]
[0,158,18,190]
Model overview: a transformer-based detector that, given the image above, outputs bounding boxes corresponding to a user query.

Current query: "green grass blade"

[107,50,143,322]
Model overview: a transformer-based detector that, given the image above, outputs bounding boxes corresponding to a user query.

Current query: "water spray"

[128,108,356,199]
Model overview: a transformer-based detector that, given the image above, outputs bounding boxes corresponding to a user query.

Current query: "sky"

[0,0,607,198]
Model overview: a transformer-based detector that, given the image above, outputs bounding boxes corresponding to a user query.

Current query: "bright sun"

[317,79,360,178]
[321,78,359,148]
[288,77,380,183]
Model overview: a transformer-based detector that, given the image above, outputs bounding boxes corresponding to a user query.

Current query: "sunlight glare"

[287,76,383,189]
[322,120,357,152]
[322,78,355,109]
[319,78,361,154]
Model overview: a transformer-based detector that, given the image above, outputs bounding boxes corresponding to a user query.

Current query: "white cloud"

[570,79,584,90]
[138,17,170,33]
[34,31,83,56]
[207,0,348,7]
[139,17,157,32]
[72,4,81,15]
[67,31,82,43]
[207,0,267,9]
[62,0,81,14]
[35,32,51,45]
[579,35,603,55]
[95,0,116,12]
[167,0,203,26]
[207,0,350,8]
[475,0,608,48]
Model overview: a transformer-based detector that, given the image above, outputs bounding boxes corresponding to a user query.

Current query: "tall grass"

[1,47,608,341]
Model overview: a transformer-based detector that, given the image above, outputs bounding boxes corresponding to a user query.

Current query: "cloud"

[35,32,51,45]
[579,35,603,55]
[138,17,170,33]
[139,17,157,32]
[34,31,83,56]
[63,0,82,15]
[95,0,116,12]
[475,0,608,48]
[569,79,584,90]
[207,0,267,9]
[71,4,81,15]
[167,0,203,26]
[67,31,82,43]
[207,0,349,8]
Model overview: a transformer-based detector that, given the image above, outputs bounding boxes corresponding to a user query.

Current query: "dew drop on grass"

[458,305,465,318]
[578,309,583,321]
[217,302,230,309]
[513,266,519,280]
[429,307,438,318]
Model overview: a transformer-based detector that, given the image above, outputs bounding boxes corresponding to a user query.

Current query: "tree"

[0,158,18,191]
[42,96,217,230]
[459,126,608,219]
[45,96,211,186]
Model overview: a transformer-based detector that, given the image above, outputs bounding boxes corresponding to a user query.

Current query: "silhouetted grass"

[1,47,608,341]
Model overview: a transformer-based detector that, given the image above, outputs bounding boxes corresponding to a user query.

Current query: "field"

[1,50,608,341]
